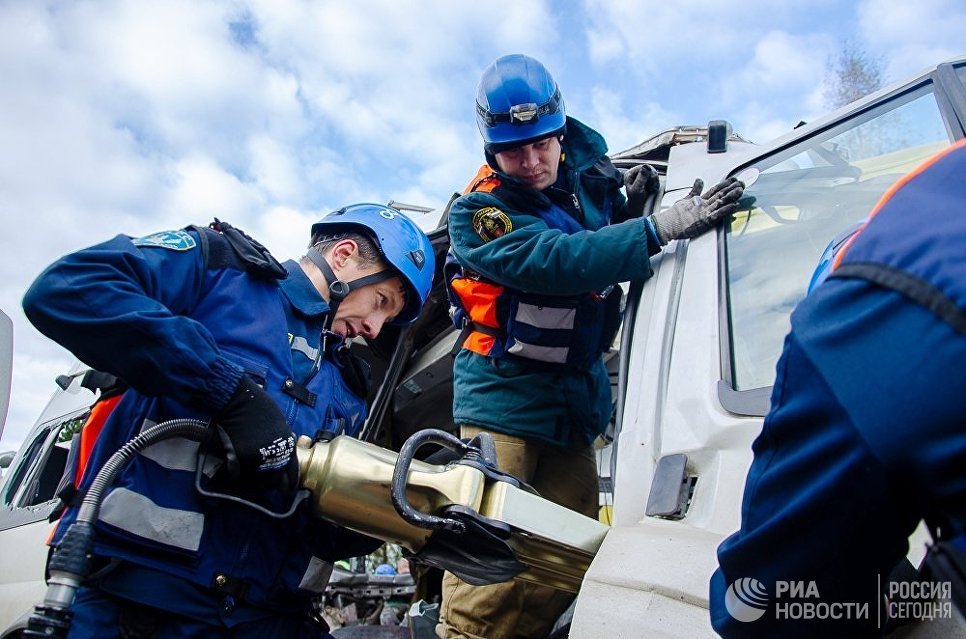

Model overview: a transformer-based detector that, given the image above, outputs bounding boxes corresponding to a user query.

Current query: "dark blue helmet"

[475,54,566,153]
[311,204,435,325]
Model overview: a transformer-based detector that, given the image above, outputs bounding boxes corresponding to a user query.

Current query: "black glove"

[213,375,298,493]
[623,164,661,219]
[650,177,744,244]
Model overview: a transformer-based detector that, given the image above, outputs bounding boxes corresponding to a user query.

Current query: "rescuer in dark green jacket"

[441,53,744,639]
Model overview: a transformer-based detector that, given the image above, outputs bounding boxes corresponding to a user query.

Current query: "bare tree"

[823,41,885,109]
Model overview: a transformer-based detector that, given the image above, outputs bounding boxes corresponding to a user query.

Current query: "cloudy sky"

[1,0,963,449]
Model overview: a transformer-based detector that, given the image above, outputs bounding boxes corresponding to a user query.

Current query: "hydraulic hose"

[77,419,209,524]
[24,419,209,638]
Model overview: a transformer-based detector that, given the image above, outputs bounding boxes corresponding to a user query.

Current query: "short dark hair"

[309,230,382,267]
[484,127,566,156]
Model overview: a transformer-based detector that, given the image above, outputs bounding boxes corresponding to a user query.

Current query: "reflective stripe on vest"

[299,556,335,593]
[507,340,569,364]
[449,274,608,368]
[100,486,204,552]
[96,429,206,551]
[505,302,579,364]
[138,436,201,472]
[516,301,576,329]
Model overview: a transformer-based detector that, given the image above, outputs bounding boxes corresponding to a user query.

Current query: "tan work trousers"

[438,425,600,639]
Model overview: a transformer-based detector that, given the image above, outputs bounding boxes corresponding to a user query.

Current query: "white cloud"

[719,30,832,141]
[165,154,265,223]
[581,0,797,72]
[248,133,303,203]
[254,205,319,263]
[732,31,828,95]
[582,0,964,142]
[733,101,805,146]
[857,0,966,79]
[589,86,681,152]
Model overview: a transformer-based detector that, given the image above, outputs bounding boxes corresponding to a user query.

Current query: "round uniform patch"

[472,207,512,242]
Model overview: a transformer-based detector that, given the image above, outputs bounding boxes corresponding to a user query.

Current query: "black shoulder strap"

[188,223,236,272]
[188,220,287,280]
[831,262,966,335]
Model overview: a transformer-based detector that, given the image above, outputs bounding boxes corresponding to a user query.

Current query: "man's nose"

[519,145,539,168]
[361,317,379,339]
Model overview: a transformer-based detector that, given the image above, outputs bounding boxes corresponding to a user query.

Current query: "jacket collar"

[559,116,608,171]
[279,259,332,318]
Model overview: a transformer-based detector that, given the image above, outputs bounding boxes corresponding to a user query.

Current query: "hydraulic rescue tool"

[24,421,609,637]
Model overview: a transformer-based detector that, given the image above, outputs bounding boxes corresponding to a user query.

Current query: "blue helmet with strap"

[310,204,435,325]
[476,54,566,154]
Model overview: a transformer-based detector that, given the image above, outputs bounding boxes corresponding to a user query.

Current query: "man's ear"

[328,239,358,271]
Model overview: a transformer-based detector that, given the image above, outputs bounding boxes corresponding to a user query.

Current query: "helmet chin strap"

[307,247,395,333]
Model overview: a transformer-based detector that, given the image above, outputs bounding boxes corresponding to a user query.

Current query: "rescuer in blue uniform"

[22,204,435,638]
[440,53,745,639]
[710,139,966,637]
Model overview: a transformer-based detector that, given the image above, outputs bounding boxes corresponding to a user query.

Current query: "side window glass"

[1,411,87,508]
[0,429,48,506]
[724,85,951,395]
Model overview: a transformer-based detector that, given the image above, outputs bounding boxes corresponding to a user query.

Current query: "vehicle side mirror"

[707,120,732,154]
[0,450,14,470]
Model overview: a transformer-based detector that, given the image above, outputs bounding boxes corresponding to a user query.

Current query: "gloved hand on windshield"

[213,375,298,493]
[623,164,661,219]
[650,177,744,244]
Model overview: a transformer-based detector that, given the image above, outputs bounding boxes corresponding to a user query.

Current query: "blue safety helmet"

[476,54,566,154]
[311,204,435,325]
[807,219,866,294]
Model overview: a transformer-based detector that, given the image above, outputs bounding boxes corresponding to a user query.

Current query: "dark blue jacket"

[23,226,380,614]
[710,140,966,637]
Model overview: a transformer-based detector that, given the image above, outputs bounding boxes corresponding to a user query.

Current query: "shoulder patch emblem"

[472,207,512,242]
[133,230,197,251]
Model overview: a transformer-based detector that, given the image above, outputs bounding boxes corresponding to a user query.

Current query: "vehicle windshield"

[725,85,951,391]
